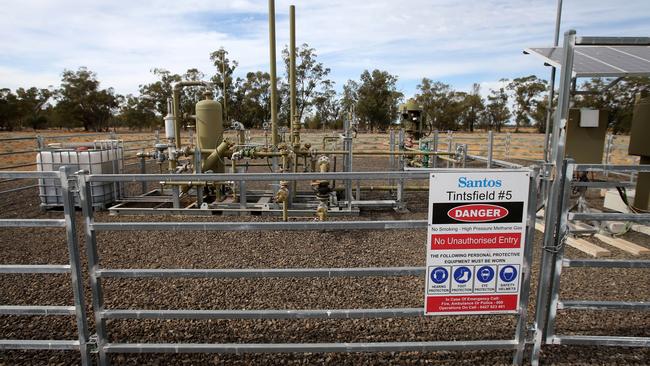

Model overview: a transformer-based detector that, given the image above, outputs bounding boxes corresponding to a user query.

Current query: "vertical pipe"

[389,129,395,185]
[139,149,146,194]
[268,0,279,146]
[446,132,453,168]
[461,144,467,168]
[289,5,298,148]
[60,167,91,366]
[397,129,405,209]
[512,167,540,365]
[344,117,353,208]
[432,130,439,168]
[531,30,576,366]
[173,89,181,149]
[194,146,203,208]
[487,131,494,168]
[544,161,575,342]
[604,133,613,178]
[289,5,298,202]
[77,173,109,366]
[239,167,247,214]
[543,0,563,162]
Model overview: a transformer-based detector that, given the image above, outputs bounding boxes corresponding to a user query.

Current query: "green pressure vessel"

[195,94,224,172]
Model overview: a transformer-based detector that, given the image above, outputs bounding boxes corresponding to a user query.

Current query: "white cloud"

[1,0,648,97]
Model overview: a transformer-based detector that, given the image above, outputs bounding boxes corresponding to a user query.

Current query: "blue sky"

[1,0,649,100]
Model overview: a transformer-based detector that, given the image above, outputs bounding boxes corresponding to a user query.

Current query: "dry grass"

[0,129,639,171]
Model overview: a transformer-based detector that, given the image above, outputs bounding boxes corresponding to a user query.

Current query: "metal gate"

[76,169,538,366]
[532,161,650,365]
[0,168,91,364]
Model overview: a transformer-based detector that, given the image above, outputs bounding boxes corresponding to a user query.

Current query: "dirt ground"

[0,133,649,365]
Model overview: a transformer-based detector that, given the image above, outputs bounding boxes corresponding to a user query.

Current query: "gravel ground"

[1,157,649,365]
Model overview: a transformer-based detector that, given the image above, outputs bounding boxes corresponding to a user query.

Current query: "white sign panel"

[425,170,530,315]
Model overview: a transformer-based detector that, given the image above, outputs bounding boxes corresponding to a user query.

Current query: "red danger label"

[431,232,522,250]
[426,294,518,313]
[447,204,508,222]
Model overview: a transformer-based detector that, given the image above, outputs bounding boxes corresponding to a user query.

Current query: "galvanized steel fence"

[0,168,91,364]
[531,161,650,365]
[76,169,538,366]
[3,164,649,365]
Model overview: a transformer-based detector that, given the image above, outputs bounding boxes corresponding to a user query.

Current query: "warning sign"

[424,170,529,315]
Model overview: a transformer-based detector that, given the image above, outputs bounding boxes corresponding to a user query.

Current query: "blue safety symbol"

[453,266,472,284]
[499,265,518,283]
[430,267,448,284]
[476,266,495,283]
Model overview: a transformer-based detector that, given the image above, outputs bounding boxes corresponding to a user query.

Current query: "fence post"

[543,162,575,343]
[512,166,540,365]
[36,135,45,151]
[487,131,494,168]
[77,172,110,366]
[505,132,511,160]
[531,159,573,365]
[604,133,613,178]
[59,167,91,366]
[139,149,147,194]
[447,131,453,168]
[389,128,395,186]
[194,145,203,208]
[396,129,405,210]
[432,130,439,168]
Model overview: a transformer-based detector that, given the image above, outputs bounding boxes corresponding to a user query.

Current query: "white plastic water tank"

[37,141,123,209]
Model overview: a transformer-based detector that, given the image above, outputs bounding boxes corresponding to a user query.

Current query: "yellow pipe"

[202,140,232,172]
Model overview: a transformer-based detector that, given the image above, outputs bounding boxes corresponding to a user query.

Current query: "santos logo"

[447,204,509,222]
[457,177,502,188]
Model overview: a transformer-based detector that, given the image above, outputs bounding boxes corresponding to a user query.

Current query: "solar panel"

[525,45,650,77]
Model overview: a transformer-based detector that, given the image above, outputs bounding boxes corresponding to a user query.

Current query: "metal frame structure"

[0,168,91,365]
[76,169,538,366]
[529,31,650,365]
[532,162,650,365]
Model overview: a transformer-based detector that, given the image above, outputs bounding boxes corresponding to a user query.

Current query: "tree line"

[1,44,648,133]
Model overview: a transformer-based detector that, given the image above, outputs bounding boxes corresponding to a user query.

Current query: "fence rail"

[74,168,538,366]
[0,168,91,365]
[532,160,650,365]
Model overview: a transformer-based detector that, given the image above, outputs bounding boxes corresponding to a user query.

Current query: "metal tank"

[195,92,224,173]
[399,100,424,137]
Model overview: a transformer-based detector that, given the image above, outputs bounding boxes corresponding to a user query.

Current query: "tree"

[236,71,272,129]
[507,75,547,132]
[117,94,158,130]
[355,69,403,131]
[180,68,207,123]
[414,78,462,131]
[281,43,332,125]
[457,83,484,132]
[574,77,650,133]
[139,68,182,117]
[56,67,118,131]
[15,87,55,129]
[0,89,20,130]
[340,80,359,115]
[484,84,510,132]
[312,84,341,129]
[529,93,557,133]
[210,48,238,123]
